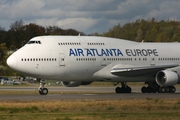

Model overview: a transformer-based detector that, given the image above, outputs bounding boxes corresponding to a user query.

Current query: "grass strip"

[0,99,180,120]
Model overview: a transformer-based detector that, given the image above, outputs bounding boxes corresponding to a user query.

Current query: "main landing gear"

[114,81,176,94]
[38,80,48,95]
[141,82,176,93]
[115,82,132,93]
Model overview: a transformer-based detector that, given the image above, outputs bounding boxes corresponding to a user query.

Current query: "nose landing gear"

[38,80,48,95]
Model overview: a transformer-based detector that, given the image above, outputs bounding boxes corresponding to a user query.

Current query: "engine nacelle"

[61,81,92,87]
[156,70,179,87]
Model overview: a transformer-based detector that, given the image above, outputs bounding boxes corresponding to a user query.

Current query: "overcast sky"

[0,0,180,34]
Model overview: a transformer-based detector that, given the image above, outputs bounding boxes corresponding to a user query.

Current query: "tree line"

[0,20,84,49]
[102,18,180,42]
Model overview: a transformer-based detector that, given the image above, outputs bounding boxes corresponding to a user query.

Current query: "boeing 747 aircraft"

[7,36,180,95]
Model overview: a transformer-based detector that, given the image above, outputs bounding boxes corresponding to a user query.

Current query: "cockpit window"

[27,40,41,44]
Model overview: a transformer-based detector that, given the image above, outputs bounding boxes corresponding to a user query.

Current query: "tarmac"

[0,86,180,100]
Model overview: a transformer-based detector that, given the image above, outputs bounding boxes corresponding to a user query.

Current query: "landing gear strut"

[38,80,48,95]
[115,82,132,93]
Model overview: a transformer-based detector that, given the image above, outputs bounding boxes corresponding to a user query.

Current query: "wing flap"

[111,64,179,77]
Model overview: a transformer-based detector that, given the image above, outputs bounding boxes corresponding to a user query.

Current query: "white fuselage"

[7,36,180,83]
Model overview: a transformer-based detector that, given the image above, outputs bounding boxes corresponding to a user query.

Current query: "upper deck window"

[27,40,41,44]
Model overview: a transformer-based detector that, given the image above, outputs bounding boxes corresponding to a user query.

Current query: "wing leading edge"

[111,64,179,77]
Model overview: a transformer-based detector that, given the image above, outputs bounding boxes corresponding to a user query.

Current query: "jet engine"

[61,81,92,87]
[156,70,179,87]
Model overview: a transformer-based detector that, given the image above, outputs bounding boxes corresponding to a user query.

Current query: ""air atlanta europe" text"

[69,48,158,57]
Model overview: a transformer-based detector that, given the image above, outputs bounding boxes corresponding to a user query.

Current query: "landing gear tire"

[38,80,48,95]
[141,86,147,93]
[127,87,132,93]
[39,88,43,95]
[141,86,157,93]
[169,86,176,93]
[115,87,121,93]
[39,88,48,95]
[159,87,165,93]
[147,87,152,93]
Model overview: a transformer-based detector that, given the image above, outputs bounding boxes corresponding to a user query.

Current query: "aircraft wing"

[111,64,179,77]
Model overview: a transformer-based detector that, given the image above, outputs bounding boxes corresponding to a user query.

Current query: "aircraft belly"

[54,62,100,81]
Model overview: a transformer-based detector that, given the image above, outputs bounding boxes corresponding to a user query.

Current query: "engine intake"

[156,70,179,87]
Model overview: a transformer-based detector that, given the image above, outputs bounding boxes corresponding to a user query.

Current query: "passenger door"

[59,53,65,66]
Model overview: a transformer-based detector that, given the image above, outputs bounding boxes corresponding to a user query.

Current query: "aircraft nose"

[6,54,17,69]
